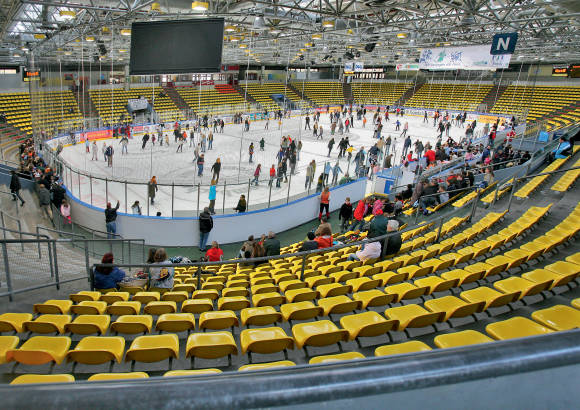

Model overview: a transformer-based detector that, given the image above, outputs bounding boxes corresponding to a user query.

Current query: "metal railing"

[0,233,146,301]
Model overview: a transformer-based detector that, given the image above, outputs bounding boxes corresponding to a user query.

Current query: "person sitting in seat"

[553,136,571,160]
[93,252,126,289]
[382,220,402,256]
[347,239,381,262]
[205,241,224,262]
[300,231,319,251]
[149,248,174,289]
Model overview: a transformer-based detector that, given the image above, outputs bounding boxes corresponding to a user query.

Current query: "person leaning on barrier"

[382,220,402,257]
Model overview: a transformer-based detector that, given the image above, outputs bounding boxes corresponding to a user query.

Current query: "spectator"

[347,239,381,262]
[198,207,213,251]
[51,181,66,209]
[300,231,319,251]
[264,231,280,256]
[338,197,353,232]
[60,199,71,224]
[438,185,449,204]
[93,252,126,289]
[368,209,387,239]
[9,170,25,206]
[401,184,413,201]
[482,167,494,189]
[315,173,324,193]
[419,180,439,212]
[251,241,265,263]
[205,241,224,262]
[105,201,119,239]
[148,176,158,205]
[314,223,333,249]
[372,197,383,215]
[318,186,330,221]
[234,194,247,213]
[149,248,174,289]
[38,183,52,219]
[131,200,142,215]
[239,235,255,258]
[393,194,403,215]
[383,220,402,256]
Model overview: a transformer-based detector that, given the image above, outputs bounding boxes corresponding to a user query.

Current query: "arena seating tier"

[351,82,412,105]
[176,86,247,116]
[293,82,345,106]
[405,83,493,111]
[239,83,310,112]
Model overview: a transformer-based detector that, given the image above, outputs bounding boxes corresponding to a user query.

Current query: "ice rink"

[58,112,473,217]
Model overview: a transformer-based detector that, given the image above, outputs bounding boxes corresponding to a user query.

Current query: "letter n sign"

[491,33,518,55]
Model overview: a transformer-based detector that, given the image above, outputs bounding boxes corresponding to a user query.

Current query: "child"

[60,199,71,224]
[338,197,353,232]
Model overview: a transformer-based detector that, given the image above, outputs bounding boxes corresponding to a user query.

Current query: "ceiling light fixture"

[312,34,322,40]
[120,29,131,36]
[150,2,161,12]
[225,25,237,32]
[34,34,46,39]
[397,33,407,38]
[322,20,334,28]
[86,36,95,42]
[191,1,208,11]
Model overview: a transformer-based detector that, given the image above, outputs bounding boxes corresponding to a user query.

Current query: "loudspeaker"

[365,43,376,52]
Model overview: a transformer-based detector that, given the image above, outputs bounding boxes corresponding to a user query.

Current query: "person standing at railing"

[9,170,25,206]
[198,207,213,252]
[208,180,217,214]
[105,201,119,239]
[60,199,71,224]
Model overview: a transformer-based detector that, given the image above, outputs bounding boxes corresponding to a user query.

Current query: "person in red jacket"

[269,164,276,186]
[205,241,224,262]
[350,198,368,232]
[314,223,333,249]
[425,148,436,165]
[319,187,330,221]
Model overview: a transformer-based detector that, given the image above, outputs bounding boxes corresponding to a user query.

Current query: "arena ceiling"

[0,0,579,68]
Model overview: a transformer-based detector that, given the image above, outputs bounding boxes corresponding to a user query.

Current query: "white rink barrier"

[66,177,367,247]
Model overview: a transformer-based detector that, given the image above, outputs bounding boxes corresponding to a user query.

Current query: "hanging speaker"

[365,43,376,52]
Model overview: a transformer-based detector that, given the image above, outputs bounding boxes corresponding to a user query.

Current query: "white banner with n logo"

[419,45,511,70]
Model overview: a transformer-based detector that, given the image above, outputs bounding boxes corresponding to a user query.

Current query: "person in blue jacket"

[93,252,126,289]
[208,180,217,214]
[553,137,571,159]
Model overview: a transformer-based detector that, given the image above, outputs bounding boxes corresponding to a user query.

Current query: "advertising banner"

[419,45,511,70]
[79,128,113,141]
[395,63,420,71]
[354,62,364,72]
[344,62,353,72]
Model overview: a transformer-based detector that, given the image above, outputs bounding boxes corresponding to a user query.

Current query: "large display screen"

[129,19,224,75]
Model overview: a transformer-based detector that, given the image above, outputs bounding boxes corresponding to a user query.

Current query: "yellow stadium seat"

[186,331,237,366]
[252,292,286,307]
[192,290,220,300]
[545,261,580,278]
[125,334,179,364]
[486,317,553,340]
[33,299,73,314]
[572,299,580,310]
[305,275,333,288]
[340,311,398,342]
[522,269,572,289]
[373,271,407,286]
[217,296,251,311]
[352,290,395,309]
[292,320,348,351]
[285,288,319,303]
[69,291,102,303]
[144,301,177,315]
[199,311,239,330]
[222,287,250,298]
[6,336,71,365]
[424,296,485,321]
[155,313,196,333]
[162,291,190,303]
[565,253,580,265]
[23,314,72,334]
[100,292,130,304]
[10,374,75,384]
[65,315,111,335]
[280,302,322,322]
[317,283,352,298]
[493,277,551,299]
[460,287,520,310]
[88,372,149,381]
[0,336,19,364]
[414,277,458,294]
[346,277,381,292]
[70,301,108,315]
[240,327,294,360]
[106,301,141,316]
[309,351,365,364]
[317,295,361,316]
[164,369,222,377]
[531,305,580,331]
[252,283,278,294]
[374,341,432,357]
[433,330,494,348]
[182,299,214,314]
[111,315,153,334]
[132,292,161,303]
[0,313,33,333]
[238,360,296,371]
[384,305,443,331]
[66,336,125,364]
[241,306,282,326]
[384,283,429,302]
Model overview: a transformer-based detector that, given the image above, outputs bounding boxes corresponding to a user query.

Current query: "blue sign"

[490,33,518,55]
[538,131,549,142]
